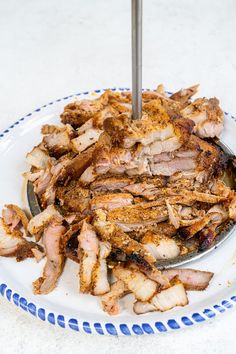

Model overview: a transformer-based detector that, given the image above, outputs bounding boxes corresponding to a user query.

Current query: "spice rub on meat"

[3,84,235,316]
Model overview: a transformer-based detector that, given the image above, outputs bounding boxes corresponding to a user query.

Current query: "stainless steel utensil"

[132,0,142,120]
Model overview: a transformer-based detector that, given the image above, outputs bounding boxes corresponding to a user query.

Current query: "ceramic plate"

[1,88,236,336]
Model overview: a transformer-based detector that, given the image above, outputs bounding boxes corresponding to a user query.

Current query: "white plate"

[1,88,236,336]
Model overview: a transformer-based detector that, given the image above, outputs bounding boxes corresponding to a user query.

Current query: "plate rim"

[1,87,236,336]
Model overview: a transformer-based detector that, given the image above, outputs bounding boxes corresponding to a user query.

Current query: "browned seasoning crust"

[6,84,235,316]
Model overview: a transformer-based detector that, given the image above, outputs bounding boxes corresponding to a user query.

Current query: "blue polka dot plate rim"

[0,88,236,336]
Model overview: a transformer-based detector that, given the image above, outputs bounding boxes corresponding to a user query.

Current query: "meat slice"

[103,99,194,149]
[197,205,229,249]
[150,157,196,176]
[33,220,66,294]
[71,128,102,153]
[0,218,42,261]
[27,205,63,240]
[93,209,156,268]
[42,124,75,158]
[56,181,90,213]
[33,167,52,196]
[57,145,95,184]
[162,268,214,291]
[90,176,133,192]
[91,241,111,295]
[113,265,158,302]
[170,84,199,106]
[100,280,129,315]
[229,193,236,219]
[2,204,29,237]
[78,106,117,134]
[107,204,168,231]
[60,91,109,128]
[40,156,74,207]
[1,205,44,261]
[78,221,99,293]
[141,232,180,260]
[181,97,224,138]
[81,127,221,185]
[60,222,82,263]
[90,193,134,211]
[26,146,51,169]
[179,204,228,240]
[93,210,170,288]
[124,181,164,200]
[133,278,188,314]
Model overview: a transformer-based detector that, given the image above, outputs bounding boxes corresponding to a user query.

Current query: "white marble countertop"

[1,0,236,352]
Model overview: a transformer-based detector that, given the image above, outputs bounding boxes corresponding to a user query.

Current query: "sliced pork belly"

[90,177,133,192]
[60,91,110,128]
[71,128,102,153]
[81,130,221,185]
[72,106,115,153]
[0,218,42,261]
[93,209,157,268]
[30,153,74,207]
[107,204,168,231]
[27,205,63,240]
[91,241,111,295]
[33,167,52,196]
[42,124,75,158]
[179,204,229,240]
[26,146,51,169]
[77,103,113,128]
[141,232,180,260]
[1,205,43,261]
[40,156,75,207]
[162,268,214,291]
[90,193,134,211]
[2,204,29,237]
[197,205,229,250]
[78,220,99,293]
[133,278,188,314]
[181,97,224,138]
[113,265,158,302]
[170,84,199,106]
[150,156,196,176]
[23,170,44,183]
[33,220,66,294]
[56,181,90,213]
[229,194,236,219]
[100,280,129,315]
[103,99,194,149]
[57,145,95,184]
[60,222,82,263]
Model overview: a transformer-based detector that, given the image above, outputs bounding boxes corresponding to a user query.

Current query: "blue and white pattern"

[1,281,236,335]
[0,88,236,336]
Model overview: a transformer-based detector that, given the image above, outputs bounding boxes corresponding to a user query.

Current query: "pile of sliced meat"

[1,84,236,315]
